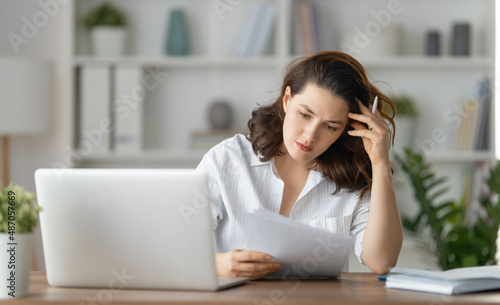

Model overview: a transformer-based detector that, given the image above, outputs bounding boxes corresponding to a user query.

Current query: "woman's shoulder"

[211,133,250,150]
[204,133,255,163]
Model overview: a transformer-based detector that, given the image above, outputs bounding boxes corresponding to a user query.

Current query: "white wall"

[0,0,71,270]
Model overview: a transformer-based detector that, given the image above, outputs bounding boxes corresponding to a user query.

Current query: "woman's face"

[282,82,350,166]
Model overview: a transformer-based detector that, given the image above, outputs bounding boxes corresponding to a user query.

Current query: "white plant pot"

[90,26,126,56]
[0,233,33,299]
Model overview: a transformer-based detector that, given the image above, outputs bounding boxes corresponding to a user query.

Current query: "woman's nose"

[303,124,318,143]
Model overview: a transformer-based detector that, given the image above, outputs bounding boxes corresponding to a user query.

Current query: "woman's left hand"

[347,98,391,166]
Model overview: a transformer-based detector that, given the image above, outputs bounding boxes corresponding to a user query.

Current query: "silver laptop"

[34,168,249,291]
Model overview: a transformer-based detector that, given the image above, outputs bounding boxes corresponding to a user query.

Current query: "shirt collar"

[290,169,325,205]
[250,153,325,183]
[250,152,272,166]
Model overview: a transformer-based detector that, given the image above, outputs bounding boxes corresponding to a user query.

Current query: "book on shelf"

[475,77,491,150]
[385,265,500,295]
[298,1,313,55]
[113,66,144,153]
[294,1,322,55]
[232,2,276,57]
[454,96,482,152]
[292,3,303,55]
[232,2,260,57]
[191,130,247,150]
[79,66,111,154]
[453,77,492,152]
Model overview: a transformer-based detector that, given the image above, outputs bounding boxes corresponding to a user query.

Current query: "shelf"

[70,0,495,175]
[425,151,495,163]
[284,56,493,69]
[359,56,493,69]
[73,56,281,68]
[80,150,207,163]
[74,55,493,69]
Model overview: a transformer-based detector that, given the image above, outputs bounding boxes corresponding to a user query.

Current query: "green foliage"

[0,184,40,233]
[396,149,500,270]
[84,2,127,29]
[385,95,418,117]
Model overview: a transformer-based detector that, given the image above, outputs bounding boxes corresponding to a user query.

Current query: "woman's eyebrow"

[299,104,315,115]
[299,104,344,126]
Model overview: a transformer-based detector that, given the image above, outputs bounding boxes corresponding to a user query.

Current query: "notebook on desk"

[34,168,249,291]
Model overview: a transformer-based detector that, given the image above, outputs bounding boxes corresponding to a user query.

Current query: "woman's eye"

[326,125,337,132]
[299,112,310,119]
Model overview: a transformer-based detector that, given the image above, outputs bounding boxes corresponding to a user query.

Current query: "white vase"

[0,233,33,299]
[90,26,126,56]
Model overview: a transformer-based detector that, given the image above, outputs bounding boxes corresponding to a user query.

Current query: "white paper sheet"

[244,209,354,278]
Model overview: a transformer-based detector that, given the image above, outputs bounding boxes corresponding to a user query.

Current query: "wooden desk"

[6,271,500,304]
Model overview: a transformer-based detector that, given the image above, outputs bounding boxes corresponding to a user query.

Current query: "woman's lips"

[296,142,312,152]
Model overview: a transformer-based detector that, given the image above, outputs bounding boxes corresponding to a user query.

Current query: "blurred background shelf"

[70,1,496,244]
[425,151,495,163]
[357,56,493,69]
[73,56,282,68]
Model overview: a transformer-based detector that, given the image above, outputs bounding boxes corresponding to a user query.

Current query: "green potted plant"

[0,184,40,298]
[396,149,500,270]
[83,2,127,56]
[386,94,419,153]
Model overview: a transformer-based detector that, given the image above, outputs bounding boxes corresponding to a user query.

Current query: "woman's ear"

[283,86,291,113]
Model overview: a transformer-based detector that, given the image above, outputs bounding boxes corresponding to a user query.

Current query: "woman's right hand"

[215,249,281,279]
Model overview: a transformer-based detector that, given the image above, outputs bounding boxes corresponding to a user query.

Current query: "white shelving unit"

[68,0,495,170]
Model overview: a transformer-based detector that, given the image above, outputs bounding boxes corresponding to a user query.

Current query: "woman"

[197,51,403,278]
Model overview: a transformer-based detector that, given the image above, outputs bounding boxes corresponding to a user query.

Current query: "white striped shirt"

[196,134,370,269]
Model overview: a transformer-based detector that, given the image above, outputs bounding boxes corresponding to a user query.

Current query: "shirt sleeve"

[350,191,370,264]
[196,149,224,231]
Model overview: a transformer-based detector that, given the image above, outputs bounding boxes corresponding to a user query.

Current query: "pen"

[368,95,378,130]
[372,95,378,114]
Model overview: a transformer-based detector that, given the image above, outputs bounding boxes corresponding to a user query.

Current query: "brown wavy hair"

[247,51,395,197]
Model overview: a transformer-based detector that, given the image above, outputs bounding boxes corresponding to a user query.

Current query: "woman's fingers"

[355,97,372,115]
[349,97,390,132]
[235,250,272,262]
[217,250,281,279]
[233,250,281,274]
[348,112,373,128]
[236,261,281,273]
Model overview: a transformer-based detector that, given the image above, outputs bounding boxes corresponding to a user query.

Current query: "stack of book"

[232,2,276,57]
[294,1,322,55]
[385,266,500,295]
[454,77,491,152]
